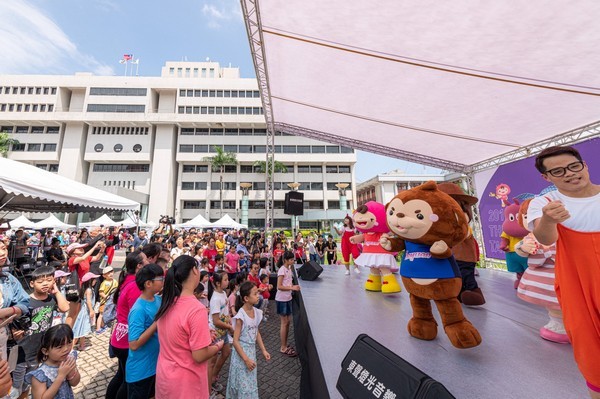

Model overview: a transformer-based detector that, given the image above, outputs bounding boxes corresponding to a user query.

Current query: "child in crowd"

[195,270,210,308]
[238,250,249,274]
[277,251,300,357]
[226,281,271,398]
[207,271,233,394]
[126,264,164,399]
[194,246,204,268]
[293,243,305,264]
[273,242,284,268]
[96,266,118,334]
[72,272,99,351]
[225,246,240,281]
[215,254,225,273]
[325,235,337,265]
[53,270,71,325]
[12,266,70,398]
[228,279,240,318]
[25,324,80,399]
[259,258,269,276]
[259,274,272,317]
[154,255,223,398]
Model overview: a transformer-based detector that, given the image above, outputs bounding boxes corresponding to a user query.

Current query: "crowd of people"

[0,222,322,399]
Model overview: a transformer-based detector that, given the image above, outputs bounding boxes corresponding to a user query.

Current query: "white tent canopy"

[0,157,139,212]
[175,213,213,229]
[0,214,37,229]
[114,215,153,229]
[242,0,600,172]
[33,214,75,230]
[210,214,247,230]
[79,214,119,228]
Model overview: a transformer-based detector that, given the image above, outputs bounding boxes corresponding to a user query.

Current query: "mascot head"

[502,199,529,238]
[385,181,468,247]
[517,198,533,233]
[353,201,388,233]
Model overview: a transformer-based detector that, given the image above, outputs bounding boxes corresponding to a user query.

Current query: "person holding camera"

[45,238,65,269]
[10,266,70,398]
[67,242,104,286]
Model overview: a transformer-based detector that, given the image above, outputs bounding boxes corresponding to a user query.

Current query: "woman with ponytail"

[106,251,147,399]
[154,255,223,399]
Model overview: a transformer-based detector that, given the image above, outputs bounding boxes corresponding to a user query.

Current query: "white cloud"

[201,0,243,29]
[0,1,115,75]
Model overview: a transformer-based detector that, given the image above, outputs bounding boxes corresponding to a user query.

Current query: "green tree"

[203,146,238,216]
[0,132,19,157]
[253,156,288,177]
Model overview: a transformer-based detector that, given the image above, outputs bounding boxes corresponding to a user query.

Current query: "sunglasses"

[545,161,584,177]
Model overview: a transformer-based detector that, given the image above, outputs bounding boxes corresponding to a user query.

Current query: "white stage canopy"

[0,157,139,212]
[79,214,119,228]
[242,1,600,172]
[210,214,248,230]
[115,215,153,229]
[0,214,37,229]
[174,213,213,229]
[34,214,75,230]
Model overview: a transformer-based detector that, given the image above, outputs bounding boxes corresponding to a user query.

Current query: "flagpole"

[124,60,128,77]
[135,59,139,76]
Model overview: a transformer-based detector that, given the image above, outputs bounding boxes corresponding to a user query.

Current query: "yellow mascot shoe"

[381,274,402,294]
[364,274,382,292]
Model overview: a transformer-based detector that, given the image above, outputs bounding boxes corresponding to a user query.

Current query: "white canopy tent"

[33,214,75,230]
[0,214,37,229]
[114,215,154,229]
[210,214,248,230]
[241,0,600,173]
[174,213,213,229]
[0,157,139,213]
[79,214,119,228]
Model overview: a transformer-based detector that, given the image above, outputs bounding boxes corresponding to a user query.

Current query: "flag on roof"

[123,54,133,61]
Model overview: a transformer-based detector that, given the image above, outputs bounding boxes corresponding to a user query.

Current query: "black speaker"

[337,334,455,399]
[298,260,323,281]
[284,191,304,216]
[269,272,278,298]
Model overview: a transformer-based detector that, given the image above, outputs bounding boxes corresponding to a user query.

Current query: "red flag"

[123,54,132,61]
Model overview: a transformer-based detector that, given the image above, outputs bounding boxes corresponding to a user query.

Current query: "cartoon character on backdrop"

[489,183,511,207]
[350,202,400,294]
[514,198,569,344]
[437,183,485,306]
[499,199,529,288]
[381,181,481,349]
[334,215,361,275]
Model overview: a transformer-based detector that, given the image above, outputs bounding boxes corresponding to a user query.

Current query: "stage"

[293,265,586,399]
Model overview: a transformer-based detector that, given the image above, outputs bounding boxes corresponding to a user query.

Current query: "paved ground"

[72,250,301,398]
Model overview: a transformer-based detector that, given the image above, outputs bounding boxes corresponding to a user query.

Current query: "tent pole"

[0,196,15,212]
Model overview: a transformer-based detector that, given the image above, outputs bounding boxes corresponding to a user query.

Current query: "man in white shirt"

[527,145,600,399]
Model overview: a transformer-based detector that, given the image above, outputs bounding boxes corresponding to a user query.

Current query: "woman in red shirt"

[203,237,218,274]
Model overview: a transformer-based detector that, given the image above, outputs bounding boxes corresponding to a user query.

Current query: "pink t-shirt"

[110,274,141,349]
[155,295,212,398]
[225,252,240,273]
[275,265,293,302]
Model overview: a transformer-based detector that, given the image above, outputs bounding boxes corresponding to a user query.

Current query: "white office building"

[0,61,357,229]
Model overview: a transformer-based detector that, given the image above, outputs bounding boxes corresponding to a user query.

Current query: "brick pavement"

[71,250,301,398]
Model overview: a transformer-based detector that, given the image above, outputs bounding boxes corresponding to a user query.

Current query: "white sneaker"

[353,266,361,274]
[345,270,350,275]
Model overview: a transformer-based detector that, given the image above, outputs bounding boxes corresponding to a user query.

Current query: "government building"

[0,61,357,229]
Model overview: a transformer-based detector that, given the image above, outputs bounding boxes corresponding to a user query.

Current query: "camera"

[64,284,80,302]
[160,215,175,224]
[11,314,32,332]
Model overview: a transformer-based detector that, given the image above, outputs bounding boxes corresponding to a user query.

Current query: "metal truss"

[241,0,276,244]
[274,122,467,172]
[466,120,600,174]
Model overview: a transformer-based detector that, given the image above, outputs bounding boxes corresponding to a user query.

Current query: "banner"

[479,137,600,260]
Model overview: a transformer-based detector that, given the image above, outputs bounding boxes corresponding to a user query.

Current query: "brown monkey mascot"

[380,181,482,349]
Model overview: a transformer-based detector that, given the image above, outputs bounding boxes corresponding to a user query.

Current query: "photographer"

[8,229,30,270]
[45,238,65,268]
[67,241,104,285]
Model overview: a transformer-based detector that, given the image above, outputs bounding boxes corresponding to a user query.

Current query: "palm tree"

[0,132,19,157]
[203,146,238,217]
[253,156,288,176]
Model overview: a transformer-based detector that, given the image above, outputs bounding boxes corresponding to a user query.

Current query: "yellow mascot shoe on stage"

[381,274,402,294]
[364,274,382,291]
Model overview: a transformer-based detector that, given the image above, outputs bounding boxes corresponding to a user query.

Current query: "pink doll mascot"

[350,202,400,293]
[499,199,529,288]
[515,199,569,344]
[334,215,361,275]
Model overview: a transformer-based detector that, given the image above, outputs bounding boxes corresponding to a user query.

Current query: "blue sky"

[0,0,443,182]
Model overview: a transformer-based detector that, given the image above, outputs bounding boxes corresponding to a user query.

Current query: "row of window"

[102,180,137,189]
[1,126,60,134]
[93,143,142,153]
[35,164,59,172]
[169,67,217,78]
[1,86,56,95]
[181,181,351,191]
[180,128,267,136]
[178,144,353,155]
[177,106,263,115]
[0,103,54,112]
[182,200,348,210]
[179,89,260,98]
[179,218,320,229]
[182,164,351,174]
[11,143,56,152]
[90,88,147,96]
[92,164,150,172]
[91,126,149,135]
[87,104,145,113]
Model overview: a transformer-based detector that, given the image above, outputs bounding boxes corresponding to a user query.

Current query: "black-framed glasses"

[545,161,584,177]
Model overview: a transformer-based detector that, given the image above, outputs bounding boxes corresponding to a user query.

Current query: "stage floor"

[296,265,586,399]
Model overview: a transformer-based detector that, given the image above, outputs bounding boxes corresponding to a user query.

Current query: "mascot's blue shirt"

[400,241,460,279]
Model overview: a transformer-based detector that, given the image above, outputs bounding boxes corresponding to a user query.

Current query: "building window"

[248,201,265,210]
[310,165,322,173]
[16,126,29,133]
[304,201,324,209]
[194,145,208,153]
[46,126,59,134]
[133,144,142,153]
[195,182,207,190]
[274,219,292,228]
[93,143,104,153]
[181,182,194,190]
[297,165,310,173]
[92,164,150,172]
[341,146,354,153]
[11,143,25,152]
[338,166,351,173]
[87,104,145,113]
[179,145,193,153]
[253,182,265,190]
[248,219,265,229]
[283,145,296,154]
[326,146,340,153]
[27,143,41,151]
[43,143,57,152]
[183,201,206,209]
[238,145,252,153]
[113,144,123,153]
[328,200,350,209]
[182,165,195,173]
[196,165,208,173]
[326,166,338,174]
[240,165,253,173]
[31,126,44,134]
[90,88,147,96]
[223,165,237,173]
[48,164,59,172]
[180,128,195,135]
